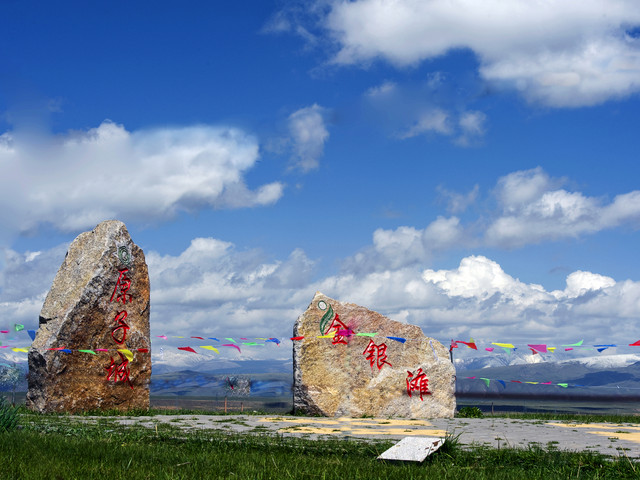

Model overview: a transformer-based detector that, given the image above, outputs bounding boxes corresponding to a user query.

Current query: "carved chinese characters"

[106,267,134,388]
[293,292,455,418]
[27,221,151,413]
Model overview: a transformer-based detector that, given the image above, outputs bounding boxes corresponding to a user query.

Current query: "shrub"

[457,406,484,418]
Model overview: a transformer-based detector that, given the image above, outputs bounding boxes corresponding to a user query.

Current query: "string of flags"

[449,338,640,355]
[4,324,640,357]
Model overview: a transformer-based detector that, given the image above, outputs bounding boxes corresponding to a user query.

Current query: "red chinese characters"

[105,265,134,388]
[363,340,391,370]
[110,268,133,304]
[406,368,431,400]
[325,314,350,345]
[105,351,133,389]
[111,311,130,345]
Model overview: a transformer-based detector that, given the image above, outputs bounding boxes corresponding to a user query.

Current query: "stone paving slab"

[102,415,640,458]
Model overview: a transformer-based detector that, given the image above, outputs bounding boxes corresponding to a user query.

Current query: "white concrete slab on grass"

[377,436,445,462]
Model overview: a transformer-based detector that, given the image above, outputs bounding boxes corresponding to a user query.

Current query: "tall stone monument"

[27,220,151,413]
[293,292,455,418]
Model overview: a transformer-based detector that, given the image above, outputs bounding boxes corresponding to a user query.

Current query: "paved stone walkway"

[106,415,640,458]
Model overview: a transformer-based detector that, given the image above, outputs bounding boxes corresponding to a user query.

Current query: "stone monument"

[293,292,455,418]
[27,220,151,413]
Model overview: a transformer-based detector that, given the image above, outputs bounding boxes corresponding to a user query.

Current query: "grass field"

[1,407,640,479]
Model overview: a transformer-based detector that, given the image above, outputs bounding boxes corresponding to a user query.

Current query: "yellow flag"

[200,346,220,354]
[12,347,28,353]
[117,349,134,361]
[491,342,515,349]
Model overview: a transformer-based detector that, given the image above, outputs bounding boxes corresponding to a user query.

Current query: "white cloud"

[288,104,330,171]
[146,238,316,344]
[456,111,487,146]
[399,108,452,138]
[555,271,616,299]
[365,80,397,97]
[343,216,465,273]
[437,184,479,214]
[319,0,640,107]
[486,167,640,247]
[0,121,284,239]
[398,108,488,144]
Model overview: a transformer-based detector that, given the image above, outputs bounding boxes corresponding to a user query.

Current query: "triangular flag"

[492,342,515,349]
[557,383,568,388]
[222,344,241,353]
[78,349,97,355]
[528,344,547,353]
[12,347,28,353]
[497,380,506,388]
[28,330,36,341]
[14,324,24,332]
[177,347,197,354]
[480,378,491,387]
[485,347,494,352]
[629,340,640,346]
[386,337,406,343]
[191,336,204,340]
[266,338,281,345]
[562,340,583,347]
[356,333,377,337]
[200,346,220,354]
[225,338,236,343]
[290,336,304,341]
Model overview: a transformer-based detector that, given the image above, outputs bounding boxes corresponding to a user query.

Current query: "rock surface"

[27,220,151,413]
[293,292,455,418]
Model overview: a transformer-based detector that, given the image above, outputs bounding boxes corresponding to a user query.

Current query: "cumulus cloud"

[343,216,466,273]
[288,104,330,171]
[0,121,284,240]
[420,255,640,342]
[316,0,640,107]
[486,167,640,247]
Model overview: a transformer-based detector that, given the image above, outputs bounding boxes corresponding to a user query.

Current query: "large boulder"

[27,220,151,413]
[293,292,455,418]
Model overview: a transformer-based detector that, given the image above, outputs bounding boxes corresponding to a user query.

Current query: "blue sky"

[1,0,640,363]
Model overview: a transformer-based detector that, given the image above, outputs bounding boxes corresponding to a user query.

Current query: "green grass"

[2,413,638,479]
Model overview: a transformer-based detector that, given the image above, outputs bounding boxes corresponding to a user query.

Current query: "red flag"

[178,346,197,354]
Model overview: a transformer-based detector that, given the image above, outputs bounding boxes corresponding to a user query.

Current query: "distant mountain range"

[456,353,640,400]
